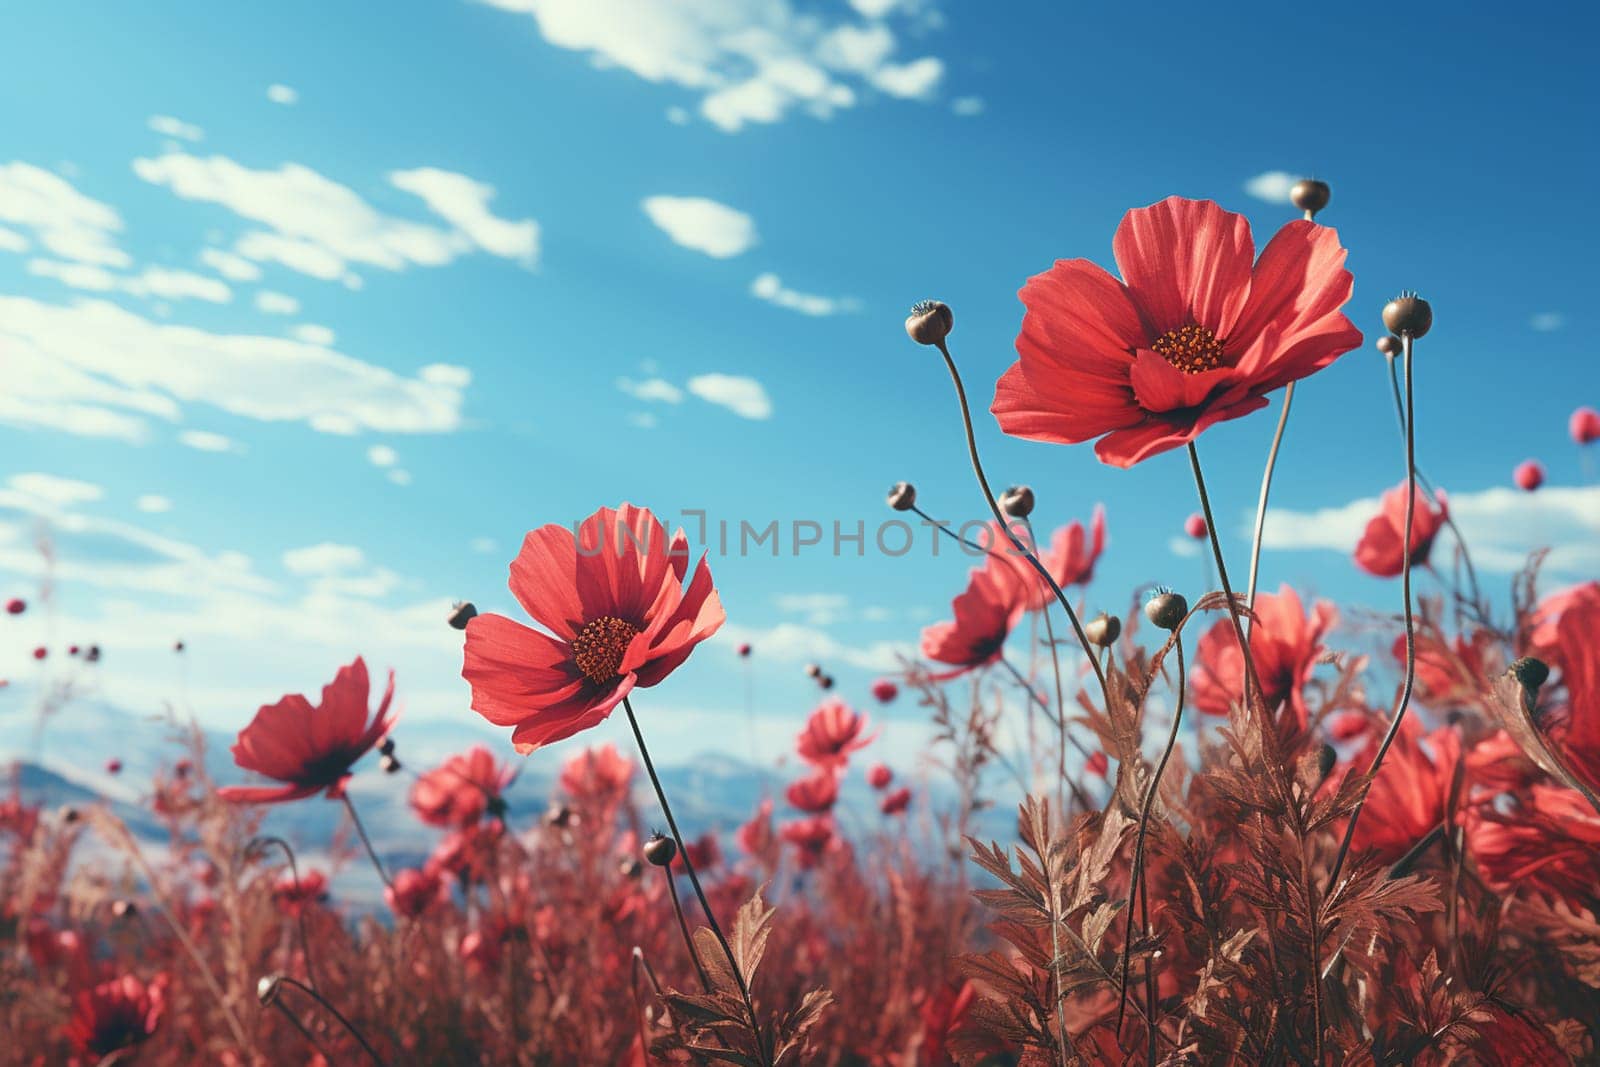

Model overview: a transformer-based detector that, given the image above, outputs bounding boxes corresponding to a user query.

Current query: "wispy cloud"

[147,115,204,143]
[390,167,539,265]
[178,429,241,453]
[27,259,232,303]
[750,272,859,316]
[266,83,298,105]
[0,162,127,267]
[616,377,685,404]
[136,494,172,514]
[1531,312,1565,332]
[687,373,772,419]
[254,290,299,315]
[951,95,984,116]
[720,621,908,672]
[1243,170,1299,205]
[8,472,105,508]
[641,196,757,258]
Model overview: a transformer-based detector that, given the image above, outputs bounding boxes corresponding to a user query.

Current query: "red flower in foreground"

[879,786,912,815]
[992,196,1362,467]
[1532,582,1600,793]
[920,563,1025,678]
[1337,719,1460,865]
[1353,482,1449,578]
[462,504,725,753]
[870,678,899,704]
[219,658,395,804]
[411,746,515,829]
[1394,629,1498,710]
[785,770,840,814]
[795,699,876,769]
[866,763,893,790]
[1468,785,1600,905]
[1513,459,1545,491]
[1190,585,1335,735]
[558,743,635,806]
[64,973,168,1059]
[1570,405,1600,445]
[385,867,445,918]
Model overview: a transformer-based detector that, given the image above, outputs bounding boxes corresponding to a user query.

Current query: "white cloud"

[200,247,262,282]
[0,162,128,267]
[235,231,348,281]
[483,0,945,132]
[1244,170,1299,205]
[0,296,470,441]
[389,167,539,265]
[686,373,772,419]
[147,115,204,143]
[367,444,398,467]
[291,323,335,346]
[775,592,849,625]
[255,290,300,315]
[267,84,298,105]
[136,494,172,513]
[283,542,365,576]
[720,621,907,672]
[178,429,239,453]
[26,260,231,303]
[0,225,31,252]
[387,469,413,486]
[626,412,659,430]
[0,398,148,442]
[667,106,691,125]
[1531,312,1565,332]
[1168,535,1200,559]
[470,537,497,554]
[642,195,756,258]
[951,95,984,116]
[8,472,104,508]
[1263,484,1600,578]
[870,56,943,98]
[750,272,859,316]
[420,363,471,388]
[616,376,684,403]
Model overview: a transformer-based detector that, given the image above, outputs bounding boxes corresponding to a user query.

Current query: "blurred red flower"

[992,196,1361,467]
[880,786,912,815]
[1085,751,1109,777]
[1013,507,1107,611]
[672,832,722,873]
[462,504,725,754]
[428,819,506,885]
[781,816,836,870]
[870,678,899,704]
[1570,405,1600,445]
[412,746,516,829]
[918,980,975,1066]
[1514,459,1545,491]
[273,869,329,916]
[866,763,893,790]
[63,973,168,1060]
[921,563,1026,678]
[4,597,23,615]
[1468,785,1600,905]
[386,867,446,918]
[1183,513,1207,539]
[1353,482,1448,578]
[219,657,396,804]
[785,770,840,814]
[1190,585,1335,736]
[1530,582,1600,794]
[795,699,875,769]
[557,742,635,807]
[735,797,774,857]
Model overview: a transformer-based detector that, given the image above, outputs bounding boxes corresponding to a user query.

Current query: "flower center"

[1152,324,1225,374]
[571,615,640,684]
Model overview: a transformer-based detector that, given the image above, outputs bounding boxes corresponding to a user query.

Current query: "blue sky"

[2,0,1597,777]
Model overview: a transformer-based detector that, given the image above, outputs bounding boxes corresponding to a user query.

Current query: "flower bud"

[380,753,401,774]
[1084,612,1121,648]
[886,481,916,512]
[448,601,478,631]
[1382,293,1432,339]
[1290,179,1330,218]
[1376,335,1402,359]
[173,640,185,653]
[105,758,123,775]
[32,647,46,661]
[1317,744,1338,782]
[643,833,677,867]
[256,974,283,1006]
[379,736,396,757]
[818,674,835,690]
[804,663,822,679]
[737,642,752,658]
[999,485,1035,518]
[86,645,101,663]
[1514,460,1545,492]
[1183,513,1207,539]
[905,300,953,346]
[1511,657,1550,692]
[4,597,24,615]
[1143,590,1188,631]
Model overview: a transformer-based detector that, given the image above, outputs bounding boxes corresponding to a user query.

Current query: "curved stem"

[623,696,767,1066]
[279,975,386,1065]
[662,868,712,991]
[341,793,392,891]
[1245,382,1295,625]
[1115,637,1187,1051]
[1327,337,1419,897]
[1186,443,1265,706]
[932,339,1109,705]
[1001,657,1094,764]
[1026,514,1071,811]
[249,835,319,991]
[272,1000,333,1061]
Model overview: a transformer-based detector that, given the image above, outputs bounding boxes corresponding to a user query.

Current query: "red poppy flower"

[866,763,893,790]
[273,869,329,916]
[879,786,912,815]
[672,832,722,873]
[411,746,516,829]
[427,819,505,885]
[920,562,1026,678]
[1392,628,1497,710]
[736,797,774,858]
[557,742,635,806]
[1530,583,1600,794]
[64,973,168,1060]
[1570,406,1600,445]
[1337,718,1460,865]
[780,816,836,870]
[1353,482,1448,578]
[105,758,122,775]
[1514,459,1545,491]
[5,597,24,615]
[462,504,725,754]
[785,770,840,814]
[1014,507,1107,611]
[870,678,899,704]
[219,657,396,804]
[1327,711,1372,743]
[1085,751,1109,778]
[919,980,976,1067]
[385,867,445,918]
[1189,585,1335,735]
[1183,513,1207,539]
[32,646,46,660]
[795,699,876,769]
[992,196,1362,467]
[1467,1007,1572,1067]
[1468,785,1600,905]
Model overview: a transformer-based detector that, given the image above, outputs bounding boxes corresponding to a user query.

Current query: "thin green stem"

[1186,443,1265,705]
[1245,382,1295,625]
[342,793,392,891]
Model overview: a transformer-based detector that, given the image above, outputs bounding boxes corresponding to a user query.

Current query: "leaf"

[1484,671,1600,816]
[730,885,776,982]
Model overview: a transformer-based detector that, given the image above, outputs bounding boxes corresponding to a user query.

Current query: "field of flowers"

[6,187,1600,1065]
